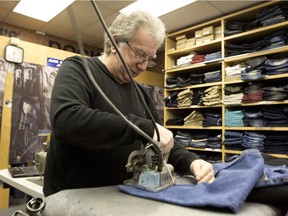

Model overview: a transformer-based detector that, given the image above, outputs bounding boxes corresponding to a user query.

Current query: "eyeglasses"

[126,42,156,68]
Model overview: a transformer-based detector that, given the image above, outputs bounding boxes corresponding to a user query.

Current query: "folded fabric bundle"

[118,149,264,213]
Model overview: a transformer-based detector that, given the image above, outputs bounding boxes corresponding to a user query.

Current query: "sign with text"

[47,57,63,68]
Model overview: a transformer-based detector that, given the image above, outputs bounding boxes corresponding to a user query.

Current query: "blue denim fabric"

[118,149,264,213]
[255,164,288,188]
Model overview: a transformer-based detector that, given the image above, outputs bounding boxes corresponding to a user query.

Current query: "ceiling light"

[120,0,197,17]
[13,0,75,22]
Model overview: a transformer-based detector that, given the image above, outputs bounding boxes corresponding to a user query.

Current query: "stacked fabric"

[184,110,204,126]
[202,85,222,106]
[225,109,244,126]
[177,89,193,107]
[242,131,266,151]
[223,85,244,105]
[223,131,243,150]
[204,70,221,83]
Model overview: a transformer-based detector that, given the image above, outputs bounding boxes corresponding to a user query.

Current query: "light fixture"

[120,0,197,17]
[13,0,75,22]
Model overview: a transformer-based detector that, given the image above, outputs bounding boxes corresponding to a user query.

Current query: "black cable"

[90,0,160,144]
[67,3,164,170]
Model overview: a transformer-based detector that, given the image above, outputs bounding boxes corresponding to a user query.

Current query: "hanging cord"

[67,3,164,170]
[90,0,160,144]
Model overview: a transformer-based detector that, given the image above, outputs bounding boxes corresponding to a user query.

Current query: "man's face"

[117,27,158,82]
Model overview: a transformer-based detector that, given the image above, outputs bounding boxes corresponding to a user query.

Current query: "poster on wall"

[9,61,58,165]
[0,58,9,130]
[6,59,163,165]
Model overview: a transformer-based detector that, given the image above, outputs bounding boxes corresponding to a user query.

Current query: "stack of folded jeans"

[191,54,206,64]
[262,106,288,127]
[242,131,266,151]
[175,131,193,147]
[190,131,208,148]
[224,85,243,95]
[192,88,204,105]
[264,132,288,154]
[242,83,263,104]
[206,134,222,149]
[241,56,267,81]
[224,92,244,105]
[202,85,222,106]
[163,91,178,107]
[184,110,204,126]
[189,73,205,84]
[262,85,288,101]
[263,29,288,50]
[223,131,243,150]
[165,77,177,89]
[177,89,193,107]
[225,29,288,57]
[225,63,246,78]
[204,70,221,83]
[224,85,244,105]
[224,20,248,36]
[165,116,184,126]
[176,53,196,67]
[243,108,265,127]
[225,109,244,126]
[205,51,222,62]
[224,5,288,37]
[176,75,191,88]
[202,110,222,127]
[264,54,288,75]
[257,4,288,27]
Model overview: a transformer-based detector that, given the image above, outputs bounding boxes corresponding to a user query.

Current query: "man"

[43,10,214,197]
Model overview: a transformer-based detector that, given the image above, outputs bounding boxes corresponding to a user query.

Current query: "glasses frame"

[126,42,156,68]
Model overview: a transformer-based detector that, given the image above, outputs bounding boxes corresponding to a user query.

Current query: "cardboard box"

[176,38,187,45]
[203,26,214,36]
[214,26,222,35]
[195,30,203,38]
[195,37,204,45]
[185,38,195,47]
[215,33,221,40]
[202,34,214,43]
[176,35,186,41]
[176,43,186,50]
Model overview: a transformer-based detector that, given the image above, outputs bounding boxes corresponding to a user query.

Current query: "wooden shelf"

[164,0,288,162]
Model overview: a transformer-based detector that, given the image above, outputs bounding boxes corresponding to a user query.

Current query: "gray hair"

[103,10,166,54]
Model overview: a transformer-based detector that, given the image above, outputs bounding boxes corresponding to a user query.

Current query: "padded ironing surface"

[42,186,281,216]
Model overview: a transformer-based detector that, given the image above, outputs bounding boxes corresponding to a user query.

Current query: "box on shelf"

[195,37,204,45]
[176,38,187,45]
[185,37,195,47]
[195,29,203,38]
[214,26,222,35]
[176,42,186,50]
[176,35,186,41]
[202,34,214,43]
[203,26,214,36]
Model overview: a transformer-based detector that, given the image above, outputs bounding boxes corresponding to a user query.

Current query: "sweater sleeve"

[168,139,200,175]
[50,56,155,151]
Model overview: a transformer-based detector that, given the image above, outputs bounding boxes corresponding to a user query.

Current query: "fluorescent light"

[13,0,75,22]
[120,0,197,17]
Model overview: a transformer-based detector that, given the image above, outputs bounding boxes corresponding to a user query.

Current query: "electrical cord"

[67,2,164,170]
[90,0,160,144]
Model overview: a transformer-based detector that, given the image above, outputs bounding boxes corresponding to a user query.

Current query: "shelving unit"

[164,0,288,162]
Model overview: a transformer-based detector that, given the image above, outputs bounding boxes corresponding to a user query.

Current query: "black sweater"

[43,56,198,196]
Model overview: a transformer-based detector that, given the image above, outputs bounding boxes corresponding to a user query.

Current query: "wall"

[0,35,163,168]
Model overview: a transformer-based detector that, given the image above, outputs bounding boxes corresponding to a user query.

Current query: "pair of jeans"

[118,149,265,213]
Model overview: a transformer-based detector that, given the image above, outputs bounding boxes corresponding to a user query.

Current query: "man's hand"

[153,123,174,155]
[190,159,215,183]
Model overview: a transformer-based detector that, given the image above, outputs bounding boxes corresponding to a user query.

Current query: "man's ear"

[111,35,118,53]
